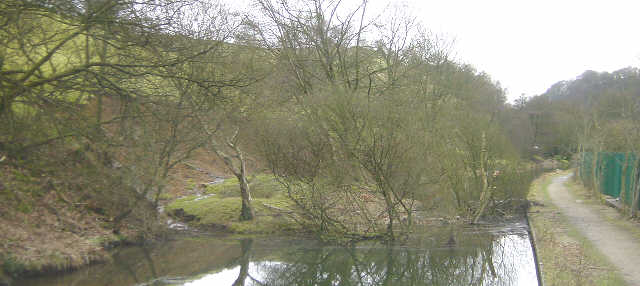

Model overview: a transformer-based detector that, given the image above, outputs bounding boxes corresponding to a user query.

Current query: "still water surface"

[16,220,538,286]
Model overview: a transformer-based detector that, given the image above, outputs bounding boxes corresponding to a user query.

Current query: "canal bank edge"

[525,208,544,286]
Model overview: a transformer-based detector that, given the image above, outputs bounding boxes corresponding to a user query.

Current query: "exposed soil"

[548,173,640,285]
[0,149,232,278]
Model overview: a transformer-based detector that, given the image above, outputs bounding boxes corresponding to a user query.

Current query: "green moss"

[169,196,240,225]
[169,195,292,224]
[157,192,174,201]
[186,179,196,191]
[16,201,33,214]
[205,174,284,199]
[167,177,299,234]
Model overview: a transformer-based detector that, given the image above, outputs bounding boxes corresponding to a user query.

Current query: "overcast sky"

[229,0,640,102]
[401,0,640,102]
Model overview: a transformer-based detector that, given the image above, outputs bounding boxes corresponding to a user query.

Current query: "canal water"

[15,220,538,286]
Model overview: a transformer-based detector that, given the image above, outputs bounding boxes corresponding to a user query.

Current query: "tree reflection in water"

[233,239,253,286]
[239,233,536,286]
[15,225,537,286]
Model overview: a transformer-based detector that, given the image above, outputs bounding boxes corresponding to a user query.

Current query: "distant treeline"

[512,67,640,158]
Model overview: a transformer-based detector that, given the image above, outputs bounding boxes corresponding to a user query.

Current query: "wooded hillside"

[0,0,574,276]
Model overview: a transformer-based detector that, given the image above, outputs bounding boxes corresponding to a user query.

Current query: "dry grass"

[0,163,153,277]
[0,175,112,276]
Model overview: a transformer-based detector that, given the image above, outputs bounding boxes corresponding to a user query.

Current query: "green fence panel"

[600,152,622,198]
[579,152,639,209]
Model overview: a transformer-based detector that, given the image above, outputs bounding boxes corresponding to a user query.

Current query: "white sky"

[401,0,640,102]
[227,0,640,102]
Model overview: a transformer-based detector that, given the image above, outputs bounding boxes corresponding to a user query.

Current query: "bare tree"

[0,0,254,233]
[254,0,454,239]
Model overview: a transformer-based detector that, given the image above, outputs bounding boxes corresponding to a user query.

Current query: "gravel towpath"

[548,174,640,285]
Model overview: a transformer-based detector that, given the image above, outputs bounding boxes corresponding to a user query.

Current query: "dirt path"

[548,173,640,285]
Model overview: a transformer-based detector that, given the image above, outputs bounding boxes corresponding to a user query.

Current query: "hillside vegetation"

[0,0,575,277]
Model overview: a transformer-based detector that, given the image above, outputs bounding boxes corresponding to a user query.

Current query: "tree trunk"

[621,152,629,205]
[591,150,599,193]
[238,173,254,221]
[207,133,256,221]
[473,132,490,224]
[578,144,584,181]
[631,160,640,218]
[237,147,254,221]
[383,190,395,240]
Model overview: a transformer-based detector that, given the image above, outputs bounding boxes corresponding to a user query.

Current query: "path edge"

[526,202,545,286]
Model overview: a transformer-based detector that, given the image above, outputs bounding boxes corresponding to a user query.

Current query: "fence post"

[631,158,640,217]
[621,152,629,205]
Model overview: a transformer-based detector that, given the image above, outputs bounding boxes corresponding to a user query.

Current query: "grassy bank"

[166,174,301,234]
[527,171,626,285]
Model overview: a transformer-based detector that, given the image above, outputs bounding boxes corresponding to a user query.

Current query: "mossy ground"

[528,171,627,286]
[167,174,302,234]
